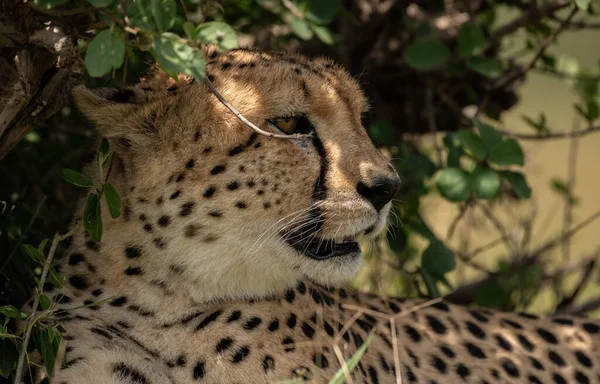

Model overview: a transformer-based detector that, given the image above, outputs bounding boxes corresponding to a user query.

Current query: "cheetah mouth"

[283,233,361,260]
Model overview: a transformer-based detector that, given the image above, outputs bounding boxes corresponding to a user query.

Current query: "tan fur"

[25,47,599,384]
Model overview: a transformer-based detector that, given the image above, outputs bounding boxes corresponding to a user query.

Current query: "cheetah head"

[73,47,400,301]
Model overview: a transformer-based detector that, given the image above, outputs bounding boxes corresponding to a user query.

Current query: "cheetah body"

[28,48,599,384]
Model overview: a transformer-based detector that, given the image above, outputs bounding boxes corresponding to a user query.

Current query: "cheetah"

[24,47,599,384]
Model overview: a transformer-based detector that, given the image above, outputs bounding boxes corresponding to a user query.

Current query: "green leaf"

[575,100,599,122]
[84,30,125,78]
[403,39,450,70]
[129,0,155,30]
[98,137,111,166]
[473,119,503,151]
[103,183,121,219]
[328,333,374,384]
[521,113,549,134]
[421,269,441,298]
[454,130,487,160]
[0,306,22,320]
[195,22,238,51]
[489,139,524,166]
[422,240,455,278]
[33,326,61,377]
[306,0,338,24]
[575,0,591,10]
[49,268,65,289]
[475,282,508,308]
[39,295,52,310]
[151,0,177,32]
[283,13,314,40]
[34,0,68,8]
[501,171,532,199]
[457,21,485,57]
[23,244,44,264]
[152,34,206,81]
[470,166,500,199]
[37,238,48,254]
[436,167,471,202]
[84,193,103,242]
[58,168,94,188]
[183,21,196,40]
[85,0,112,6]
[311,24,335,45]
[0,338,18,378]
[467,57,502,78]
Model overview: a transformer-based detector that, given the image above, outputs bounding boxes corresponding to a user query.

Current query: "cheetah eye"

[270,117,298,134]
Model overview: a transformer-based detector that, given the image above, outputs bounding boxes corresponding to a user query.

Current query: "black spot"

[282,337,295,352]
[495,334,512,351]
[107,89,135,103]
[85,240,99,251]
[235,201,247,209]
[439,345,455,359]
[196,310,222,330]
[185,224,201,238]
[501,357,520,377]
[110,296,128,307]
[529,375,543,384]
[431,301,450,312]
[194,131,201,142]
[553,373,567,384]
[466,321,486,339]
[518,334,535,351]
[529,356,544,370]
[125,267,143,275]
[125,247,142,259]
[287,314,297,329]
[548,351,566,366]
[227,310,242,323]
[536,328,558,344]
[170,190,181,199]
[426,315,447,334]
[227,181,239,190]
[210,165,226,175]
[158,215,170,227]
[582,322,599,334]
[243,317,262,330]
[465,342,486,359]
[503,319,523,329]
[69,275,88,290]
[192,361,205,379]
[228,146,244,156]
[263,355,275,372]
[143,223,153,232]
[469,310,490,323]
[91,288,103,296]
[574,371,590,384]
[456,363,470,378]
[404,325,422,342]
[185,159,195,168]
[112,362,149,384]
[552,317,574,325]
[301,322,315,339]
[574,350,592,367]
[68,253,85,265]
[284,289,295,303]
[263,202,271,209]
[180,202,195,216]
[216,337,234,353]
[208,210,222,218]
[221,62,232,70]
[91,327,113,339]
[296,281,306,294]
[203,186,216,198]
[268,319,279,331]
[431,355,447,373]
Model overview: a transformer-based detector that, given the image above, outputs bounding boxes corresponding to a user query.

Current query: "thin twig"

[177,0,189,21]
[556,296,600,315]
[493,7,578,90]
[425,83,443,168]
[447,202,470,241]
[561,118,580,265]
[203,77,311,140]
[13,224,81,384]
[497,124,600,140]
[478,203,514,253]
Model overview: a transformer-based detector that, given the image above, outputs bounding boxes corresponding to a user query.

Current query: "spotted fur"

[23,47,599,384]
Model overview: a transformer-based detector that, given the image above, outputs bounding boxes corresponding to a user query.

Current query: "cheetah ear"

[72,85,155,152]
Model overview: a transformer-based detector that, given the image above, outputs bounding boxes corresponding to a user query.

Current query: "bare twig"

[556,253,598,310]
[425,83,443,167]
[204,77,311,140]
[14,224,81,384]
[561,118,580,265]
[556,296,600,315]
[497,125,600,140]
[493,7,578,90]
[447,202,470,241]
[478,203,514,253]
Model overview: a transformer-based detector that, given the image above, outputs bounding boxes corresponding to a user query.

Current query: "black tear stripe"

[308,134,328,233]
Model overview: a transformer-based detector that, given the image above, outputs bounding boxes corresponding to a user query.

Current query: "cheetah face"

[74,48,399,298]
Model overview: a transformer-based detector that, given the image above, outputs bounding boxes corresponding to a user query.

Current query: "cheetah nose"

[356,174,401,212]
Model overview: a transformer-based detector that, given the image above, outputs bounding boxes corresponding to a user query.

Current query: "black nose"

[357,175,401,211]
